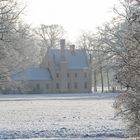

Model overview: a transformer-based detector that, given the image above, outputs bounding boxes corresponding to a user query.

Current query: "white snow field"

[0,93,130,140]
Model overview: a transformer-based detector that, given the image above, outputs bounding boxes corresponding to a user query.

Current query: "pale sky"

[24,0,118,42]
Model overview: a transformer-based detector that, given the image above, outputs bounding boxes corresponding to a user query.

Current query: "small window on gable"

[75,73,77,78]
[36,83,40,89]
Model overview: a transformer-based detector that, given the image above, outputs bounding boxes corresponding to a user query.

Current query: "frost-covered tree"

[0,0,24,85]
[0,0,39,90]
[77,32,98,92]
[114,0,140,136]
[14,23,40,67]
[77,32,112,92]
[97,0,140,136]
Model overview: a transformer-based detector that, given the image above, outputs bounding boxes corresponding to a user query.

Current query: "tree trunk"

[106,70,110,92]
[93,70,97,92]
[100,67,104,93]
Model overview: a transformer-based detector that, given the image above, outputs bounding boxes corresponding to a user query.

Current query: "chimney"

[70,44,75,54]
[60,39,65,60]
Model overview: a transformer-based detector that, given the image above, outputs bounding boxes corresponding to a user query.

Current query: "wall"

[27,80,52,93]
[51,68,91,93]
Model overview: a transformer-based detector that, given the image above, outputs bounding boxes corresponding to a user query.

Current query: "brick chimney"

[60,39,65,60]
[70,44,75,55]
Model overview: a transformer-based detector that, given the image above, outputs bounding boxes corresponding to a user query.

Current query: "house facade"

[14,39,92,93]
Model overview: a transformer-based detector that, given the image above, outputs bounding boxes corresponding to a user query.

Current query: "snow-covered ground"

[0,93,130,139]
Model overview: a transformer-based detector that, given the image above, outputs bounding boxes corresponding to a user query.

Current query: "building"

[13,39,92,93]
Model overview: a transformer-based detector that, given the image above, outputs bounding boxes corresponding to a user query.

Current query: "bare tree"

[0,0,24,85]
[35,24,65,48]
[0,0,39,91]
[114,0,140,135]
[12,23,40,67]
[78,32,110,92]
[96,0,140,136]
[77,32,99,92]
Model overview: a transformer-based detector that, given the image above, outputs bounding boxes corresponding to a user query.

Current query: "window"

[67,73,70,78]
[56,73,59,78]
[84,72,87,78]
[56,83,59,89]
[46,84,49,89]
[84,82,87,88]
[75,73,77,78]
[36,83,40,89]
[74,82,78,89]
[67,83,70,88]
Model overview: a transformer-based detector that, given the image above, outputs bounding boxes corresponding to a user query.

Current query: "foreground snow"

[0,93,130,139]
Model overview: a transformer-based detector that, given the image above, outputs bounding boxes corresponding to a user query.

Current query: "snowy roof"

[48,49,89,69]
[13,67,52,81]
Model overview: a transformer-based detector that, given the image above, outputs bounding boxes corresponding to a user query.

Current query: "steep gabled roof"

[13,67,52,81]
[48,49,89,69]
